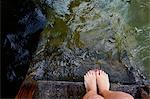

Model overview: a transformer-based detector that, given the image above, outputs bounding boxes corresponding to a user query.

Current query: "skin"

[83,70,134,99]
[83,70,103,99]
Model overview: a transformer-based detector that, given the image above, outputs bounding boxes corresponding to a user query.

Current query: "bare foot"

[84,70,97,93]
[96,70,110,95]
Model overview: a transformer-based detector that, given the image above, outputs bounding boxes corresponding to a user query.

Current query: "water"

[31,0,150,80]
[127,0,150,78]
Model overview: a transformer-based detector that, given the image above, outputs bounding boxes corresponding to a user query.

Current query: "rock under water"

[1,0,46,98]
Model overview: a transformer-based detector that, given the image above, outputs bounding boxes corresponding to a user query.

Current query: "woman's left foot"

[84,70,97,93]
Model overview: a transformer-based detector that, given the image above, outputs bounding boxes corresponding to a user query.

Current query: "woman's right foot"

[96,70,110,95]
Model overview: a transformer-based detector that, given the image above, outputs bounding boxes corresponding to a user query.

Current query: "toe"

[105,73,108,77]
[84,75,87,79]
[86,73,89,77]
[96,70,100,76]
[100,70,103,75]
[90,70,94,76]
[91,70,95,75]
[89,70,93,74]
[87,71,91,75]
[100,70,105,75]
[103,71,108,76]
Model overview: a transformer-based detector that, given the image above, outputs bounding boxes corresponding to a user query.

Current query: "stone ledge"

[33,80,150,99]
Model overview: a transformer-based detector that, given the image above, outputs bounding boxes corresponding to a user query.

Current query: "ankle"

[88,90,97,94]
[87,87,97,93]
[99,90,110,97]
[83,90,98,99]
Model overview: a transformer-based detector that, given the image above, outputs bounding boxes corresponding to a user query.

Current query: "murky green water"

[34,0,150,79]
[127,0,150,78]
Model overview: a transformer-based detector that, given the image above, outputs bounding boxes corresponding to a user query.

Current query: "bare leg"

[96,70,134,99]
[83,70,104,99]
